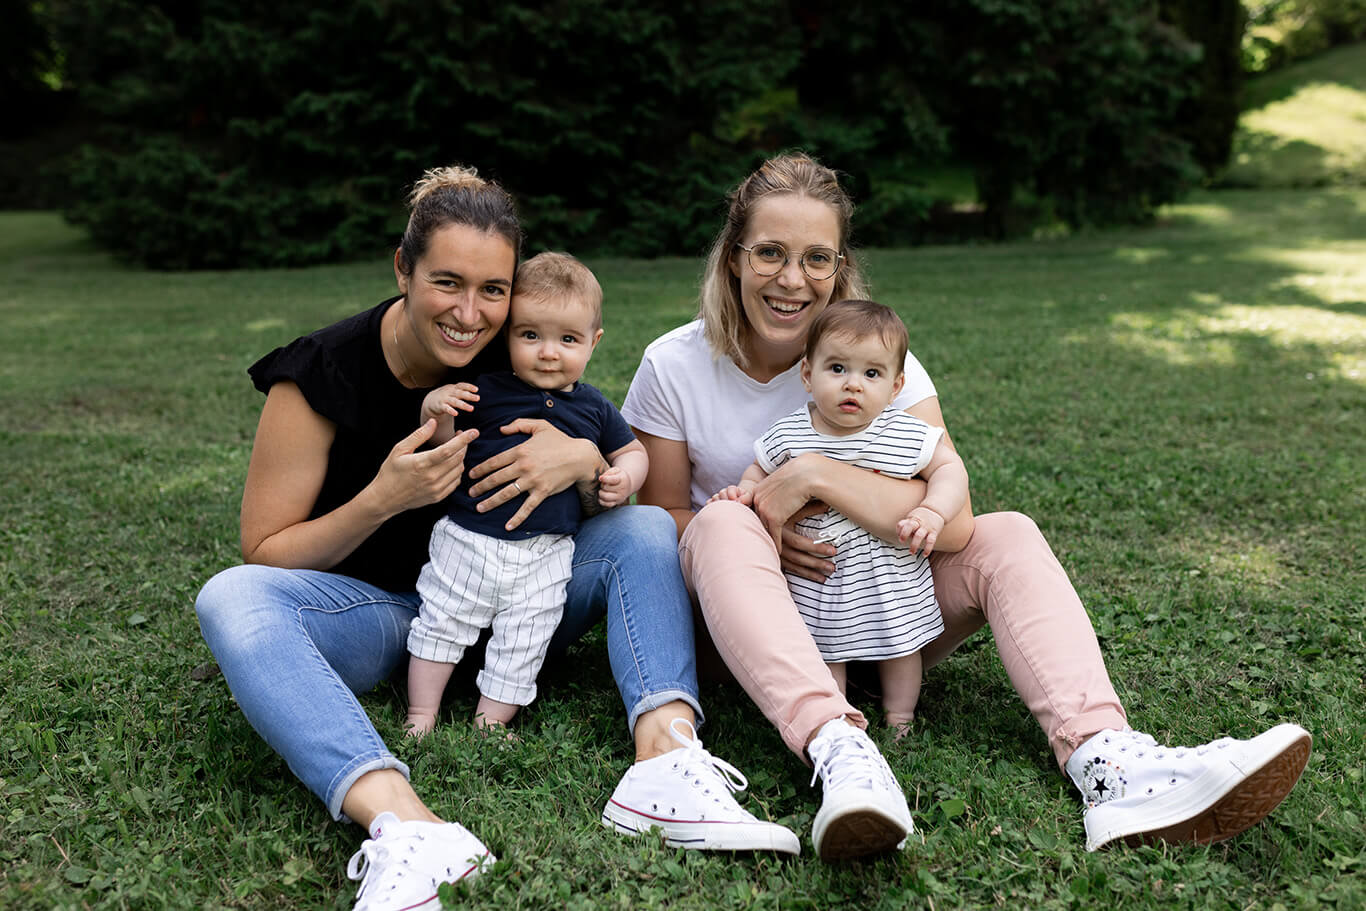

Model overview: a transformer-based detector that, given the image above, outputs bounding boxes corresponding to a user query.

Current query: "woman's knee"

[194,563,293,645]
[967,511,1045,559]
[621,503,678,550]
[681,499,760,547]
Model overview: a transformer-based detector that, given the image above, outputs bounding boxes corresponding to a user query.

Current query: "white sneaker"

[807,718,913,861]
[1066,723,1312,851]
[347,812,495,910]
[601,718,801,854]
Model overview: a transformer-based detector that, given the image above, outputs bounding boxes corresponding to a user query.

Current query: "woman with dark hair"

[196,165,797,911]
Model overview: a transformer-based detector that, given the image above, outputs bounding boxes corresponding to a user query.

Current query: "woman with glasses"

[621,153,1310,860]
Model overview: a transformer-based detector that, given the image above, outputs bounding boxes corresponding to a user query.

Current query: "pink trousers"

[678,502,1127,768]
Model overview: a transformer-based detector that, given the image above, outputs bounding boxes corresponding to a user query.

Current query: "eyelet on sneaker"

[652,803,658,811]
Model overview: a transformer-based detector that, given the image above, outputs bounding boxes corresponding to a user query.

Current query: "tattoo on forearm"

[578,465,606,516]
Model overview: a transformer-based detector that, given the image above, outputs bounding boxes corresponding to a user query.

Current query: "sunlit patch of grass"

[1111,247,1172,265]
[1104,303,1366,380]
[1102,308,1242,366]
[1178,534,1292,592]
[1242,248,1366,309]
[1160,202,1236,227]
[1222,42,1366,188]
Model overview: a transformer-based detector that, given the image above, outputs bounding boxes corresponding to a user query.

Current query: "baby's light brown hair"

[804,299,908,369]
[514,252,604,329]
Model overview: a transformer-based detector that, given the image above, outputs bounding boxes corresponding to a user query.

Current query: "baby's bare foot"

[885,712,914,741]
[474,715,520,742]
[405,715,436,738]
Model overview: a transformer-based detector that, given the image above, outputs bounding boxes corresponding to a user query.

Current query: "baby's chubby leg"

[474,696,519,737]
[827,662,849,696]
[880,652,923,740]
[406,656,456,737]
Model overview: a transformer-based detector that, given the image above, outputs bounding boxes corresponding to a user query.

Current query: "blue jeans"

[195,505,700,820]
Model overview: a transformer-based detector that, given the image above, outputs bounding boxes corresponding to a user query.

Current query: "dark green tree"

[49,0,1209,268]
[1161,0,1246,175]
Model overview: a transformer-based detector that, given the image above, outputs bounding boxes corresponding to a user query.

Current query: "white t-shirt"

[621,320,937,511]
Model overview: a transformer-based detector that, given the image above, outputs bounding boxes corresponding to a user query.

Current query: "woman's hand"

[777,502,838,583]
[242,383,475,571]
[750,453,825,547]
[369,419,479,515]
[467,418,602,531]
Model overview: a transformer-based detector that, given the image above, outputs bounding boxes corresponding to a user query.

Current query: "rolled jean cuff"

[327,752,412,822]
[626,688,704,737]
[1051,708,1129,769]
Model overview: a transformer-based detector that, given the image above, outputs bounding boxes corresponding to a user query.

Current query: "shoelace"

[1102,730,1235,762]
[668,718,749,801]
[346,830,428,906]
[346,838,396,902]
[808,727,886,792]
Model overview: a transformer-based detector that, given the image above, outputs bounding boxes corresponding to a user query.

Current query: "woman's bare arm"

[240,381,473,568]
[633,429,696,540]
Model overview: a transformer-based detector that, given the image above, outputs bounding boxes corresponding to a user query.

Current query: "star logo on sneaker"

[1079,757,1127,808]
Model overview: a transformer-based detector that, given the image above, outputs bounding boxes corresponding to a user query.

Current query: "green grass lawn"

[2,187,1364,909]
[1222,41,1366,188]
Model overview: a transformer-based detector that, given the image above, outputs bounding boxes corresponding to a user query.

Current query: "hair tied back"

[409,166,487,206]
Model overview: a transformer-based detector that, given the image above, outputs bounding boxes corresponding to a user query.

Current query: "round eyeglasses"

[735,242,844,281]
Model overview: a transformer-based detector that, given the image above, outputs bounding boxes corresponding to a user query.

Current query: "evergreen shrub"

[50,0,1212,268]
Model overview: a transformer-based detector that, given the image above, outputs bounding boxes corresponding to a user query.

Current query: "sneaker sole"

[813,806,909,861]
[601,803,801,855]
[1090,724,1311,850]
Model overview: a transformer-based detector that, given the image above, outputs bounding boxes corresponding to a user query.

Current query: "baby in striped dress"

[709,300,969,736]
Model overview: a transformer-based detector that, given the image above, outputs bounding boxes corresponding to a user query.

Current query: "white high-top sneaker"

[807,718,913,861]
[1066,723,1311,851]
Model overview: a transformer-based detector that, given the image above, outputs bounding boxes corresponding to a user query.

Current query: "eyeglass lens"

[746,243,840,280]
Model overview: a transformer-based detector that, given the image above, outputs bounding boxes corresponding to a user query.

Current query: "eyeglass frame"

[734,241,846,281]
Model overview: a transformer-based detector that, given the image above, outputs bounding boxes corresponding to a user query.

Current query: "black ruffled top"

[247,297,509,590]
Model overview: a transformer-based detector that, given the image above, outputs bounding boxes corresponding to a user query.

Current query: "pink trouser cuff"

[1052,710,1130,768]
[680,500,864,760]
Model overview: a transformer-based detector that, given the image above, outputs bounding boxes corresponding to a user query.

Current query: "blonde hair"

[514,251,604,330]
[397,165,522,275]
[804,299,908,369]
[698,153,869,367]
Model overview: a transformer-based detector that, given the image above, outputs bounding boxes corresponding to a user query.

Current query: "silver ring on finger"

[513,480,522,493]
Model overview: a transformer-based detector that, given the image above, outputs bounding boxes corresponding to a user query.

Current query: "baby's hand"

[707,485,753,506]
[420,383,480,423]
[897,506,945,556]
[597,466,631,508]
